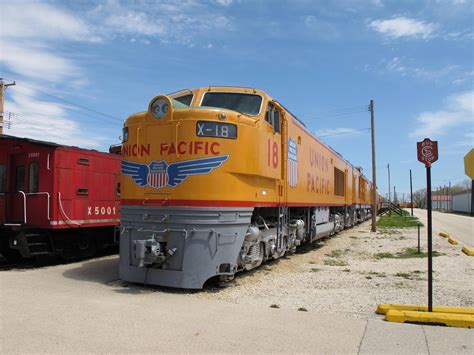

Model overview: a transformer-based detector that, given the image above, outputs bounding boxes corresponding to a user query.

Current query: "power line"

[298,104,369,119]
[8,79,123,121]
[4,110,120,126]
[12,88,123,125]
[302,109,369,122]
[318,127,370,138]
[4,110,121,129]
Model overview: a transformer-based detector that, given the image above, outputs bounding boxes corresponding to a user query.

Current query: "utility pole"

[0,78,16,135]
[387,163,391,215]
[369,100,377,232]
[410,169,414,216]
[394,186,396,204]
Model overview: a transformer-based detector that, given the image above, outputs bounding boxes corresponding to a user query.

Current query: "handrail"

[58,192,81,226]
[18,191,26,223]
[17,191,51,224]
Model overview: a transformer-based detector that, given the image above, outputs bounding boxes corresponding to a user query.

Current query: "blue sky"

[1,0,473,198]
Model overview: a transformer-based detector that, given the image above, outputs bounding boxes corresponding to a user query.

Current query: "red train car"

[0,135,120,260]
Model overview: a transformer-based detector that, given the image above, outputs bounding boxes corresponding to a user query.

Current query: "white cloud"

[384,56,461,80]
[0,41,81,83]
[4,88,105,148]
[0,1,100,42]
[90,0,233,45]
[369,17,435,39]
[215,0,233,6]
[410,91,474,138]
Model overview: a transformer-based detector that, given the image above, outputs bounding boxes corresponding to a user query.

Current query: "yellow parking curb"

[385,310,474,328]
[377,304,474,315]
[439,232,450,238]
[448,237,458,245]
[462,246,474,256]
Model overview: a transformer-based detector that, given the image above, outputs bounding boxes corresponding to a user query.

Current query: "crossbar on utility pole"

[0,78,16,135]
[370,100,377,232]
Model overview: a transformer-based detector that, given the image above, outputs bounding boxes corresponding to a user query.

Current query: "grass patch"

[374,252,394,259]
[377,213,421,228]
[308,261,316,265]
[327,249,342,258]
[368,271,387,277]
[324,259,348,267]
[394,271,423,280]
[374,248,443,260]
[310,268,321,273]
[270,304,280,309]
[298,307,308,312]
[378,228,402,235]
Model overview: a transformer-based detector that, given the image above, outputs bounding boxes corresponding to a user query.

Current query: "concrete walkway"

[1,256,472,353]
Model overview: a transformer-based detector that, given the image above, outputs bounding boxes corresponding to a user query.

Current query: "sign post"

[464,149,474,216]
[417,138,438,312]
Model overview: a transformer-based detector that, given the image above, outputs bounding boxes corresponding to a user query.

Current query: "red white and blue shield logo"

[147,161,169,188]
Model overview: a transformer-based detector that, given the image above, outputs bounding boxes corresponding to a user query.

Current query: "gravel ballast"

[195,220,474,316]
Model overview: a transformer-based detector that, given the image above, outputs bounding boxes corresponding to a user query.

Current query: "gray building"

[452,189,472,213]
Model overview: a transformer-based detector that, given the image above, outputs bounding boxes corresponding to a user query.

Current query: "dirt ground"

[194,220,474,315]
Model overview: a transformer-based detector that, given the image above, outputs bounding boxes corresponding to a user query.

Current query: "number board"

[196,121,237,139]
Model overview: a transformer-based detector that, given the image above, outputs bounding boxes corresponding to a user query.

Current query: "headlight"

[151,98,169,119]
[122,127,128,142]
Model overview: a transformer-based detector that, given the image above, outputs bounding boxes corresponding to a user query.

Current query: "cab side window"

[15,166,25,192]
[29,162,39,193]
[174,94,193,106]
[265,103,281,133]
[0,164,6,193]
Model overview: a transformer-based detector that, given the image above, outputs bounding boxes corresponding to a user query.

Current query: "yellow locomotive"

[120,86,374,288]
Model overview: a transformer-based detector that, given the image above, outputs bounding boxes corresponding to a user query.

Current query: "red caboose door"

[7,153,28,223]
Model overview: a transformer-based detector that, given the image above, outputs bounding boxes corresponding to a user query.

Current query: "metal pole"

[417,223,421,254]
[387,164,391,215]
[426,165,433,312]
[410,169,414,216]
[370,100,377,232]
[0,79,4,135]
[471,180,474,217]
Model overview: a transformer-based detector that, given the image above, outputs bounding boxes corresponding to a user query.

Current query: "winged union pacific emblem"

[122,155,229,189]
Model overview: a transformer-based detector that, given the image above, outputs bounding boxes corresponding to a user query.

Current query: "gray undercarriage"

[119,205,371,289]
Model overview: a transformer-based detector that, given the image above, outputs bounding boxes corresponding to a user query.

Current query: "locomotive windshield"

[200,92,262,116]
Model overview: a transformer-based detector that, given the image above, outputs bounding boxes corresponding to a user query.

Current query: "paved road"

[1,256,472,353]
[412,209,474,247]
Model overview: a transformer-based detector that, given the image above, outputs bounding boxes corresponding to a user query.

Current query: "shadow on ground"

[60,237,331,295]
